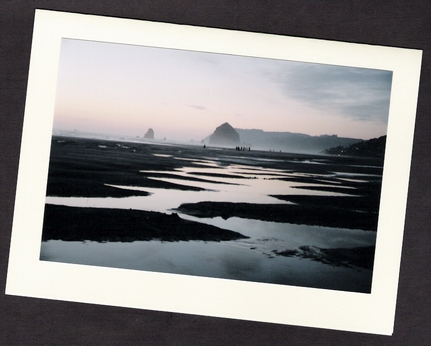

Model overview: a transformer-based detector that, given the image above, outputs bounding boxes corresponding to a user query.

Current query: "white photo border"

[6,9,422,335]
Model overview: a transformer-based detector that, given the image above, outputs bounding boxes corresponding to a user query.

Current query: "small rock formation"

[144,128,154,139]
[209,122,240,147]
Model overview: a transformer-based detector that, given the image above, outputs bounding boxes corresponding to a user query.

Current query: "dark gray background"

[1,1,430,345]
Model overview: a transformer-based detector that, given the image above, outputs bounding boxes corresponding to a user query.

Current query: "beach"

[40,135,383,292]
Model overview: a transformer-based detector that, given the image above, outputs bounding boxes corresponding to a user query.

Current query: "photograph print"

[40,37,392,294]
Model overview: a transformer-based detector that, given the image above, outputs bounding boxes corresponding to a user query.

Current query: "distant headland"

[202,122,364,154]
[52,122,385,156]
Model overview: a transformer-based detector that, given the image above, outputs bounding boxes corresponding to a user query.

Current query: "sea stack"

[144,128,154,139]
[209,122,240,147]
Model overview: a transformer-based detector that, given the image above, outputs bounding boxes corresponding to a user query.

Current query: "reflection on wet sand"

[41,136,383,293]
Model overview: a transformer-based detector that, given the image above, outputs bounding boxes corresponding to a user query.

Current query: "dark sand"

[175,200,379,231]
[43,135,383,245]
[39,136,384,290]
[42,204,248,242]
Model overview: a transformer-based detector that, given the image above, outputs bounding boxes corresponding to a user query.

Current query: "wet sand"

[175,200,378,231]
[41,136,383,288]
[44,136,383,238]
[46,136,383,198]
[42,204,248,242]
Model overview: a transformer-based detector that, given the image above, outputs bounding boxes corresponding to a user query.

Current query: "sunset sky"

[53,38,393,141]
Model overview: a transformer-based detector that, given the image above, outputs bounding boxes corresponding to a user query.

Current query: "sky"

[53,38,393,141]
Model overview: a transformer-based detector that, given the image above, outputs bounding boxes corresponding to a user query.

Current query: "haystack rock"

[209,122,240,147]
[144,128,154,139]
